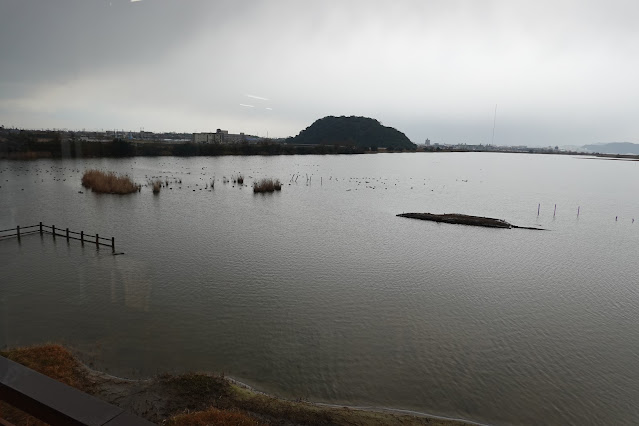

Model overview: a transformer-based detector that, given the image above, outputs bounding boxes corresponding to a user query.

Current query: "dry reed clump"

[150,179,162,194]
[167,408,262,426]
[81,169,140,194]
[237,174,244,184]
[253,178,282,193]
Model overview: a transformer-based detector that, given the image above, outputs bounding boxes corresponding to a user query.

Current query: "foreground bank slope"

[1,344,471,426]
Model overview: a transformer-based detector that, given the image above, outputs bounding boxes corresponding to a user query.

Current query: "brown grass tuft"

[253,178,282,193]
[81,169,140,194]
[151,179,162,194]
[167,407,262,426]
[0,344,92,390]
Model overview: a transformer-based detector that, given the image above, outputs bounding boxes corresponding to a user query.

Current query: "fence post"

[39,222,43,235]
[96,233,99,249]
[16,225,20,240]
[52,225,55,239]
[111,237,115,253]
[80,231,84,244]
[66,228,69,242]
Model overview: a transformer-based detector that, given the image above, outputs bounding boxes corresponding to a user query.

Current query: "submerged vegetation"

[81,169,140,194]
[253,178,282,193]
[1,344,466,426]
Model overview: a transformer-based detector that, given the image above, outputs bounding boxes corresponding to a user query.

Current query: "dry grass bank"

[0,344,94,425]
[253,178,282,193]
[167,407,260,426]
[81,169,140,194]
[0,344,469,426]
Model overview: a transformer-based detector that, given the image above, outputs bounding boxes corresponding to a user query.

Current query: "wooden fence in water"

[0,222,116,252]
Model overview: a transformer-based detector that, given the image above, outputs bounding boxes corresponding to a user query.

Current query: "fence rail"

[0,222,116,252]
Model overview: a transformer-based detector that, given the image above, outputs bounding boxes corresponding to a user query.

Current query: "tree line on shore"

[0,116,420,159]
[0,130,414,159]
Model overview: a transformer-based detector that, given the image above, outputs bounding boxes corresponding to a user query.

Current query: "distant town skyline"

[2,0,639,147]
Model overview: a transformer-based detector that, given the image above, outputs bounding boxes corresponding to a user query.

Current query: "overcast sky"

[1,0,638,146]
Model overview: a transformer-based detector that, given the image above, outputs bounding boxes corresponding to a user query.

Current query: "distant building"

[425,138,431,146]
[193,133,217,144]
[193,129,246,144]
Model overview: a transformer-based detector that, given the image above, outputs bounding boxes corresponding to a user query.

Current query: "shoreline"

[1,344,475,425]
[224,376,488,426]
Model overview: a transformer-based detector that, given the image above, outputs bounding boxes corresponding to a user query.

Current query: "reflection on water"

[1,153,639,425]
[112,257,152,312]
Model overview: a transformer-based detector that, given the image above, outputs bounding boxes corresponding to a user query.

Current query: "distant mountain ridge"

[290,116,416,150]
[583,142,639,155]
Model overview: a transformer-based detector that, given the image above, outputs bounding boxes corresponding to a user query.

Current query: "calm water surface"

[1,153,638,425]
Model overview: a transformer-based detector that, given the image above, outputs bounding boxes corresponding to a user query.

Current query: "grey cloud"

[0,0,242,85]
[1,0,639,145]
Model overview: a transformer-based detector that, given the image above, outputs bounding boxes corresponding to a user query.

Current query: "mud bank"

[397,213,544,230]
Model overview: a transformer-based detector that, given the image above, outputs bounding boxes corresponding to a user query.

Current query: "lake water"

[1,153,638,425]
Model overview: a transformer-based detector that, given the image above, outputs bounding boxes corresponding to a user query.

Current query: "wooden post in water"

[39,222,43,235]
[66,228,69,241]
[52,225,56,239]
[80,231,84,244]
[95,233,99,249]
[554,204,557,217]
[16,225,20,240]
[537,204,540,215]
[577,206,580,217]
[111,237,115,253]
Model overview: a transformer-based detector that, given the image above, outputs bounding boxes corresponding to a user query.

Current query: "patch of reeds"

[167,408,261,426]
[81,169,140,194]
[253,178,282,193]
[237,174,244,184]
[150,179,162,194]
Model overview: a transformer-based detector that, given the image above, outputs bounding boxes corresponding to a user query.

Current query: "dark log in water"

[397,213,544,230]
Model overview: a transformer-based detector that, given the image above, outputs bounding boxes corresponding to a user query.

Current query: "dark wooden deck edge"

[0,356,154,425]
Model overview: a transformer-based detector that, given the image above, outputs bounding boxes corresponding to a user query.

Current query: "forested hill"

[289,116,416,150]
